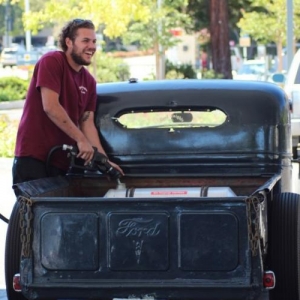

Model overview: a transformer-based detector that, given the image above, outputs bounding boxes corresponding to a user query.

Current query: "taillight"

[13,273,22,292]
[263,271,276,289]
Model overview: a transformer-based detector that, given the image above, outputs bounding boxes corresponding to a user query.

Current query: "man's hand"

[108,160,125,176]
[76,139,95,164]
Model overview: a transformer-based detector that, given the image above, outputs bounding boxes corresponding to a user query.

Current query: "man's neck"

[65,52,82,72]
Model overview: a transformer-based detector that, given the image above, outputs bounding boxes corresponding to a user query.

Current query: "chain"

[19,196,33,258]
[246,195,261,256]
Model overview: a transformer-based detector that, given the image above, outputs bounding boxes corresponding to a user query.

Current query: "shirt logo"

[79,86,88,94]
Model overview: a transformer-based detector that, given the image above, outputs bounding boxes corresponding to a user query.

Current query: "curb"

[0,100,25,110]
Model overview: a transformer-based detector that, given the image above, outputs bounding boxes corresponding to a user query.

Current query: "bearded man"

[12,19,123,185]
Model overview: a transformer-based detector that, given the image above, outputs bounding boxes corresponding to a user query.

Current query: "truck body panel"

[6,80,299,300]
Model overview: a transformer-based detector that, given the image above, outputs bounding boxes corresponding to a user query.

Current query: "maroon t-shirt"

[15,51,97,170]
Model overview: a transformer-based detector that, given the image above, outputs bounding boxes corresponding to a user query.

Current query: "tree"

[0,0,51,39]
[1,0,191,79]
[237,0,300,71]
[187,0,255,41]
[0,0,151,37]
[186,0,254,78]
[0,0,153,78]
[209,0,231,79]
[121,0,191,79]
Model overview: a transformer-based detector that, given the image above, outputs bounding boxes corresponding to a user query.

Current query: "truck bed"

[15,175,273,300]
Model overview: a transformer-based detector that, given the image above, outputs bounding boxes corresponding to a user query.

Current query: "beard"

[70,47,92,66]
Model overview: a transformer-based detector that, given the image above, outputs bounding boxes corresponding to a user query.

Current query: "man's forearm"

[79,111,107,155]
[44,103,86,144]
[82,124,107,156]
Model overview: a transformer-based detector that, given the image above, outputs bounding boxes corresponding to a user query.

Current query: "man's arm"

[79,111,107,153]
[41,86,94,163]
[80,111,124,175]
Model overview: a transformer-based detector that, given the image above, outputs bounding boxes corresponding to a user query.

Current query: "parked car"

[0,45,39,68]
[272,49,300,158]
[3,79,300,300]
[17,50,39,66]
[0,46,19,67]
[233,59,268,81]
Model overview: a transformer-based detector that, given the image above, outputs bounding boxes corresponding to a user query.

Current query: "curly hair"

[58,19,95,52]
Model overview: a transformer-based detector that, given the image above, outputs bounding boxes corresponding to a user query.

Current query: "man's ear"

[66,37,73,48]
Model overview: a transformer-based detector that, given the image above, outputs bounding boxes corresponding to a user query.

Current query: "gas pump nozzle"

[63,144,123,181]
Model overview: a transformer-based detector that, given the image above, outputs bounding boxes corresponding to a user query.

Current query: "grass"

[0,114,18,158]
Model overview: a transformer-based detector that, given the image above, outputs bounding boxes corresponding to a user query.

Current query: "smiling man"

[12,19,123,186]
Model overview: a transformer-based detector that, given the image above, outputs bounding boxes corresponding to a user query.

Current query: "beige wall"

[166,33,197,66]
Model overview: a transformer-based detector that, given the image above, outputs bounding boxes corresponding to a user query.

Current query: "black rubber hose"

[0,213,9,223]
[46,145,64,176]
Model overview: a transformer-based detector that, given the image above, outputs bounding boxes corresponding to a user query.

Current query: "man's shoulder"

[40,50,65,62]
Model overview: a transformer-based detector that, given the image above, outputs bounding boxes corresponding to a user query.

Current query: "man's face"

[68,28,97,66]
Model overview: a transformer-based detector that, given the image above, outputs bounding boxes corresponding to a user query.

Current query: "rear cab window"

[117,108,227,129]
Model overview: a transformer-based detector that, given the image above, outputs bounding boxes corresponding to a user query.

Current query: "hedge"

[0,77,29,102]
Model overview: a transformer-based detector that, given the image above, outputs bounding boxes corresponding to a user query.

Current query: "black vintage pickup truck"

[4,79,300,300]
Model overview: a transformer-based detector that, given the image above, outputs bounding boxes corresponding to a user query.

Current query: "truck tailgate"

[19,196,261,300]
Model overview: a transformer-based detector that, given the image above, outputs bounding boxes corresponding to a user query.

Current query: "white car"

[233,59,267,81]
[278,49,300,158]
[0,47,19,67]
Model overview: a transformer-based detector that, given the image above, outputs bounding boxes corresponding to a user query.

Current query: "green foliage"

[0,77,29,102]
[201,69,224,79]
[89,52,130,83]
[186,0,255,33]
[19,0,151,37]
[0,3,24,36]
[237,0,300,46]
[142,73,156,81]
[3,0,192,80]
[165,60,197,79]
[122,0,191,51]
[0,114,18,158]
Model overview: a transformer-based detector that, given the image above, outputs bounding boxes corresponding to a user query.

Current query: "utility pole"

[24,0,31,51]
[4,0,11,47]
[156,0,165,80]
[286,0,293,71]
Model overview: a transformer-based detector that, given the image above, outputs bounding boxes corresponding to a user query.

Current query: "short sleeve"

[35,54,64,95]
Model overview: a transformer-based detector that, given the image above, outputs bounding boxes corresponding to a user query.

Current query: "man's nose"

[88,41,96,49]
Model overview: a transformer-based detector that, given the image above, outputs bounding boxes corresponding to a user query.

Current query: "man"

[12,19,123,184]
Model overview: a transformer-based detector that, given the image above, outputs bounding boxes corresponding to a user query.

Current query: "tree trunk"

[154,41,165,80]
[209,0,232,79]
